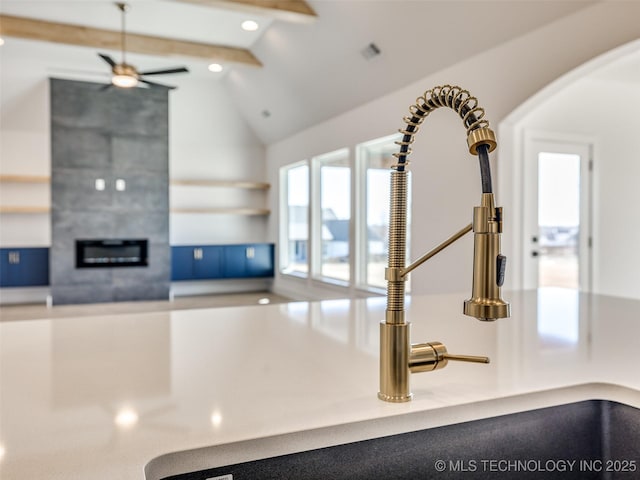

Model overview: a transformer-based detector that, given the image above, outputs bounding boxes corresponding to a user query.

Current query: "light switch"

[115,179,126,191]
[95,178,106,191]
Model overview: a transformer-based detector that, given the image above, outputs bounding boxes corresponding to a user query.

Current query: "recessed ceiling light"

[241,20,259,32]
[0,38,5,46]
[208,63,223,73]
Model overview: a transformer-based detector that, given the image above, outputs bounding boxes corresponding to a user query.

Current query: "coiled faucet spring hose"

[393,84,493,193]
[386,85,496,316]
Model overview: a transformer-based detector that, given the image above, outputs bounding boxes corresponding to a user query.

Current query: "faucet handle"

[409,341,490,373]
[443,353,490,364]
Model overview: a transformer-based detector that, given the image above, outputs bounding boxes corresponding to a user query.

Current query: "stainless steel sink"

[160,400,640,480]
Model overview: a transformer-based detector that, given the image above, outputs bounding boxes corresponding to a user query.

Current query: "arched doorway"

[498,39,640,299]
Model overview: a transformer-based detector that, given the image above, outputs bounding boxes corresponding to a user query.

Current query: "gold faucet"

[379,85,510,403]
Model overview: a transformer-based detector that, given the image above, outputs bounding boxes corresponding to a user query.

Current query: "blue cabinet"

[194,247,223,279]
[171,246,223,281]
[222,245,247,279]
[247,244,275,277]
[171,244,273,281]
[170,247,196,281]
[0,248,49,287]
[224,244,274,278]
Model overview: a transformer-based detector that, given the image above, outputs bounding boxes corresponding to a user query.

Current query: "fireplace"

[76,239,148,268]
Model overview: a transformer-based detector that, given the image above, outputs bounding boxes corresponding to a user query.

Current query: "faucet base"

[379,321,411,402]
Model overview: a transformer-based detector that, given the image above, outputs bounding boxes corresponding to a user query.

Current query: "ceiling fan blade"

[139,78,177,90]
[138,67,189,76]
[98,53,117,67]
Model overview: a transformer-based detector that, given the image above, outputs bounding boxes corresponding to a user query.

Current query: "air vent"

[361,42,381,60]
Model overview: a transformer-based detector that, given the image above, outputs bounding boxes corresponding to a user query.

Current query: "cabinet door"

[23,248,49,286]
[0,248,49,287]
[222,245,247,279]
[171,246,195,281]
[0,250,13,286]
[222,244,274,279]
[193,246,223,280]
[246,244,274,277]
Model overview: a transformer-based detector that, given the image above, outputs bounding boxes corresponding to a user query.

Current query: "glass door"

[523,137,592,290]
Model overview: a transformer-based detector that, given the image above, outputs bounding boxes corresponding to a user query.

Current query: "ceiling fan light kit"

[111,63,139,88]
[99,2,188,90]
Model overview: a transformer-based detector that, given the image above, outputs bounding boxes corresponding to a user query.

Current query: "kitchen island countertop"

[1,289,639,478]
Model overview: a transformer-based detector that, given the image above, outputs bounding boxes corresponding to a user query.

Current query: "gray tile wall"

[50,78,170,304]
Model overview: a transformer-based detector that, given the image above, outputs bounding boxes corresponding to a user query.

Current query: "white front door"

[523,135,592,290]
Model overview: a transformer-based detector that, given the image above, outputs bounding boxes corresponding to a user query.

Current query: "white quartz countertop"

[1,289,640,479]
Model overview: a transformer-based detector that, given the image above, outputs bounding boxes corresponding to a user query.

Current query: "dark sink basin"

[162,400,640,480]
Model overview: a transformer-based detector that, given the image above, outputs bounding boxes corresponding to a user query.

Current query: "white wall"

[266,1,640,300]
[0,46,51,247]
[168,76,267,245]
[512,77,640,300]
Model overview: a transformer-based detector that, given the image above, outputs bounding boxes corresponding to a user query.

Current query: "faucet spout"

[379,85,510,402]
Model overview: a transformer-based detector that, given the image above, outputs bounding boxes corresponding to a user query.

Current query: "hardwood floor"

[0,291,293,322]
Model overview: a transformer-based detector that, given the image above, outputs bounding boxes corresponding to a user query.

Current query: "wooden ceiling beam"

[170,0,317,22]
[0,14,262,67]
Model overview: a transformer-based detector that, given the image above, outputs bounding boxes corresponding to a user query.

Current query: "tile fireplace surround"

[49,78,170,304]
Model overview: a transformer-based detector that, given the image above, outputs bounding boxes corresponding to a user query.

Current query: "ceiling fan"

[99,2,188,90]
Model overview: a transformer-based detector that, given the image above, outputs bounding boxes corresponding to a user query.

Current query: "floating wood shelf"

[0,206,50,213]
[0,174,50,183]
[0,175,51,214]
[170,207,270,215]
[170,179,270,190]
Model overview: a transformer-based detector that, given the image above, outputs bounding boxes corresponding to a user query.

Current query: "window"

[537,152,581,289]
[279,135,410,293]
[358,137,395,289]
[315,149,351,283]
[356,134,410,291]
[280,163,309,276]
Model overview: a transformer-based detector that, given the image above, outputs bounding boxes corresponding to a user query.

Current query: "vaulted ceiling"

[0,0,607,144]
